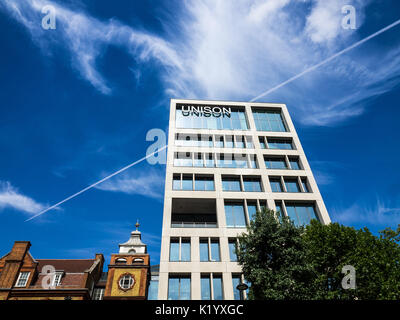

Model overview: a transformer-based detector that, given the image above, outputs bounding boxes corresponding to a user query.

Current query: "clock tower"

[103,221,150,300]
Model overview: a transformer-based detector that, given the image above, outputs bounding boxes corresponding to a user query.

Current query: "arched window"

[133,258,144,263]
[128,249,136,254]
[115,258,127,264]
[118,274,135,291]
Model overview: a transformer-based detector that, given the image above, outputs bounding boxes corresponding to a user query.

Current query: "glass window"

[236,136,245,148]
[289,158,301,170]
[194,154,204,167]
[252,109,287,132]
[205,153,215,167]
[148,278,159,300]
[232,275,244,300]
[119,274,134,290]
[210,239,220,262]
[200,135,213,147]
[270,178,283,192]
[201,276,211,300]
[175,134,196,147]
[173,174,181,190]
[259,200,267,213]
[16,272,30,287]
[200,239,209,262]
[205,178,215,191]
[247,201,257,221]
[200,239,220,262]
[243,177,262,192]
[181,239,191,262]
[222,177,241,191]
[225,136,234,148]
[93,287,105,300]
[170,238,190,262]
[225,203,247,228]
[168,276,191,300]
[265,157,287,169]
[174,153,192,167]
[194,176,205,191]
[249,155,258,169]
[217,154,253,168]
[169,239,180,262]
[301,178,310,192]
[285,203,319,226]
[213,275,223,300]
[182,175,193,191]
[285,179,300,192]
[259,137,266,149]
[215,136,224,148]
[217,154,230,168]
[53,273,62,286]
[176,106,248,130]
[229,239,237,262]
[235,154,248,168]
[195,176,215,191]
[245,136,254,149]
[275,202,284,222]
[267,138,293,150]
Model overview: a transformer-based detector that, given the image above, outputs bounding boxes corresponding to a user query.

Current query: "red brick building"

[0,223,151,300]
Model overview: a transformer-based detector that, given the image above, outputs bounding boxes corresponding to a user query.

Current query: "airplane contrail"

[25,145,168,222]
[251,18,400,102]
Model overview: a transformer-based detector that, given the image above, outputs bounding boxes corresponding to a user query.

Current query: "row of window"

[15,271,62,288]
[172,174,311,193]
[171,200,318,228]
[175,133,296,151]
[169,237,239,263]
[175,134,254,149]
[270,176,310,193]
[174,153,302,170]
[276,201,319,227]
[172,174,263,192]
[176,106,249,130]
[176,105,288,133]
[173,174,215,191]
[174,152,258,169]
[259,137,294,150]
[264,155,301,170]
[168,273,249,300]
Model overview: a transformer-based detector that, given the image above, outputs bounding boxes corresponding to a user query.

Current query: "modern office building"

[158,99,331,300]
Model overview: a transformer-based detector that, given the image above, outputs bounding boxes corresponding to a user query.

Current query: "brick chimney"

[0,241,31,289]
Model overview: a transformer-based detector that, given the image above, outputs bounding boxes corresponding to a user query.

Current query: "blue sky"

[0,0,400,267]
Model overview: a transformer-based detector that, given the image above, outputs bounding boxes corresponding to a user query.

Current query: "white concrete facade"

[158,99,331,300]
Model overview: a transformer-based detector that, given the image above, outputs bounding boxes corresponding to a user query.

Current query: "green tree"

[237,208,400,300]
[236,208,314,299]
[303,221,400,299]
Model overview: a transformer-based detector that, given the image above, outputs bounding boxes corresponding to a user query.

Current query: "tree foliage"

[236,208,400,300]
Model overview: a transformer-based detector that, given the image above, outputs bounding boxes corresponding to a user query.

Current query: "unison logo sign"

[181,104,231,118]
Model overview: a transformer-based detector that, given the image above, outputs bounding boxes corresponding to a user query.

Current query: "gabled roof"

[36,259,95,273]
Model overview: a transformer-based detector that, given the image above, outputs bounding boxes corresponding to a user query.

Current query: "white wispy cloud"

[95,168,164,200]
[0,181,45,214]
[331,198,400,227]
[168,0,400,126]
[1,0,399,128]
[0,0,181,94]
[309,160,348,186]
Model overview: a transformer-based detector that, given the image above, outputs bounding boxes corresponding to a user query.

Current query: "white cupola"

[119,221,147,254]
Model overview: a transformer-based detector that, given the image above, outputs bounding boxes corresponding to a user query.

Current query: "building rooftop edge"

[170,98,287,107]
